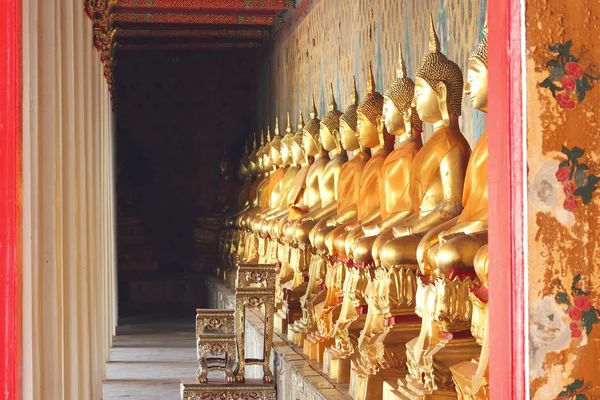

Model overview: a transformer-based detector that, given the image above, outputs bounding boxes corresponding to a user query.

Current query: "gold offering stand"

[181,263,278,399]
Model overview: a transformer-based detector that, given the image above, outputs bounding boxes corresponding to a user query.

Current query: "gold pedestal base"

[382,380,402,400]
[323,348,352,383]
[450,359,488,399]
[180,378,276,400]
[349,368,407,400]
[395,377,458,399]
[273,311,287,334]
[302,336,333,362]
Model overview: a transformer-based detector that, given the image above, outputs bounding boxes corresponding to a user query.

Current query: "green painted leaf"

[571,147,585,159]
[581,191,593,205]
[558,391,568,397]
[546,59,560,68]
[549,43,562,53]
[555,292,570,305]
[573,273,582,286]
[583,309,598,324]
[570,379,584,390]
[588,175,600,185]
[562,145,573,158]
[576,394,588,400]
[577,86,586,103]
[578,163,589,171]
[539,79,552,88]
[549,65,566,81]
[575,288,586,297]
[559,160,570,168]
[581,77,593,90]
[573,187,587,196]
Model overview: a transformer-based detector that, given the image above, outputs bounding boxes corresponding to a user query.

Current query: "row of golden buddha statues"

[217,15,489,400]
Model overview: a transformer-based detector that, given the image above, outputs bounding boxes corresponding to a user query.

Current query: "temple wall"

[526,1,600,398]
[257,0,487,146]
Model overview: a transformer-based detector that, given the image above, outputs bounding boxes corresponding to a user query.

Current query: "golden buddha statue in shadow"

[347,46,424,400]
[321,64,395,382]
[286,84,347,352]
[277,96,332,341]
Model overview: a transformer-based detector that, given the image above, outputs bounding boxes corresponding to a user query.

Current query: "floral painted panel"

[527,0,600,398]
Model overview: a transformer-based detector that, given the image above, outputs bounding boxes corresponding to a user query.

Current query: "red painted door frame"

[488,0,527,398]
[0,0,21,399]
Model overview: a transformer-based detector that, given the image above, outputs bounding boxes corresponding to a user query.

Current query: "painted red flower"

[569,306,583,321]
[564,195,579,212]
[570,322,579,330]
[574,295,593,311]
[555,167,571,182]
[562,180,577,195]
[565,62,585,79]
[561,75,576,92]
[556,92,576,109]
[571,327,583,338]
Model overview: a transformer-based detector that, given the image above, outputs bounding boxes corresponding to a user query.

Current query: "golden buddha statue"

[379,16,479,398]
[280,96,331,342]
[321,64,394,382]
[442,21,489,399]
[287,84,347,354]
[348,45,424,400]
[306,78,370,364]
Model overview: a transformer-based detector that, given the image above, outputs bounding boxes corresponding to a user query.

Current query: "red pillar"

[488,0,527,398]
[0,0,21,399]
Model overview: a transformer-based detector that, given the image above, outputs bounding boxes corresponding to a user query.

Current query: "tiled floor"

[102,316,197,400]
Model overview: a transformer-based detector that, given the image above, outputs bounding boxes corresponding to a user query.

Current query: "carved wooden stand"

[195,309,236,383]
[182,263,277,400]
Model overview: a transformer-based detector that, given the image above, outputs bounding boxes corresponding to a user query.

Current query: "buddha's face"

[465,59,488,112]
[412,77,443,123]
[256,155,264,173]
[262,154,272,171]
[248,157,257,176]
[340,119,359,151]
[291,143,305,164]
[280,143,292,165]
[302,132,318,157]
[270,146,282,166]
[319,124,337,152]
[356,112,379,149]
[383,96,406,135]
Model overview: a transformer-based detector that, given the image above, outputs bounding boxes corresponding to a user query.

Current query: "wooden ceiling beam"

[111,12,277,26]
[110,0,294,13]
[116,42,262,51]
[115,28,270,40]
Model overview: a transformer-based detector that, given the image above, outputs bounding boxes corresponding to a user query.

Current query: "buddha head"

[320,83,343,152]
[262,127,274,171]
[219,148,232,178]
[357,64,386,149]
[302,95,323,157]
[237,142,250,180]
[340,76,360,151]
[247,135,258,177]
[291,110,306,165]
[384,45,424,136]
[268,118,284,167]
[280,112,295,166]
[256,130,267,173]
[413,15,464,126]
[465,19,488,113]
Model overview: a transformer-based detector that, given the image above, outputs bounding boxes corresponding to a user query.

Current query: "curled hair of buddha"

[256,130,266,158]
[281,112,296,150]
[291,110,305,148]
[469,16,488,68]
[302,95,322,150]
[268,118,282,153]
[321,83,343,140]
[385,45,423,132]
[357,63,384,125]
[340,76,359,132]
[415,14,464,116]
